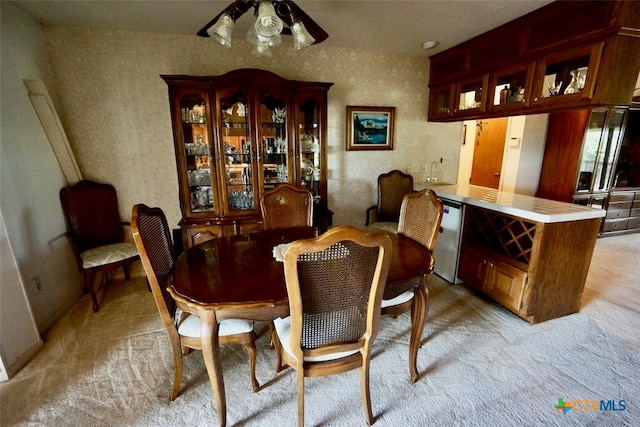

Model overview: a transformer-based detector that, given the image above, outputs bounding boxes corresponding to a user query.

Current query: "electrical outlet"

[420,164,428,173]
[443,157,453,165]
[32,277,42,293]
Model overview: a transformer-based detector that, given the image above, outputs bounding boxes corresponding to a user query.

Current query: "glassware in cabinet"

[297,98,323,205]
[259,90,289,191]
[455,75,488,116]
[428,84,454,120]
[219,93,255,213]
[180,93,215,214]
[532,43,602,107]
[488,63,534,112]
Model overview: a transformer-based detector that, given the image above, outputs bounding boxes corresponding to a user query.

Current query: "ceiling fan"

[197,0,328,55]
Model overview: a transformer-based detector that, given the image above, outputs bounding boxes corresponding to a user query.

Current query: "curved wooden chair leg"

[296,370,305,427]
[167,329,184,401]
[360,358,373,426]
[271,326,285,373]
[85,271,99,312]
[245,334,260,392]
[409,279,430,383]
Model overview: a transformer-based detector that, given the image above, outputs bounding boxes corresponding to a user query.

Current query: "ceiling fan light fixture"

[291,20,315,50]
[198,0,327,53]
[208,13,234,46]
[246,24,282,47]
[255,0,284,38]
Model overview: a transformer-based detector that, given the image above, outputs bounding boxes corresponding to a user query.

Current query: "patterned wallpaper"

[43,25,462,228]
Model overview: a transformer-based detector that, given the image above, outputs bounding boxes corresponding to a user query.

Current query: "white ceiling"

[10,0,554,57]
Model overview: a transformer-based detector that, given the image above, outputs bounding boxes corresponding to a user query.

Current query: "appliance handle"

[441,199,462,209]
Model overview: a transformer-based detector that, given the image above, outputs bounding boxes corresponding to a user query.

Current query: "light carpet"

[2,234,638,426]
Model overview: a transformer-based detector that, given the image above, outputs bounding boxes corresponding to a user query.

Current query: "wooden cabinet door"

[485,260,527,313]
[458,245,488,292]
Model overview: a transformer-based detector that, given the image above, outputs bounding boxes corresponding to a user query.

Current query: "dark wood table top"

[171,226,433,310]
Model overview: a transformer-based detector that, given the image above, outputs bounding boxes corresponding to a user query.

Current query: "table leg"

[409,275,429,383]
[200,310,226,427]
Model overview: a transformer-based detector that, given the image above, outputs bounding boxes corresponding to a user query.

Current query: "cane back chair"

[131,204,259,399]
[272,225,392,426]
[381,189,443,382]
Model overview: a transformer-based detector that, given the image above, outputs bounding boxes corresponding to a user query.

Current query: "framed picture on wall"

[346,106,395,151]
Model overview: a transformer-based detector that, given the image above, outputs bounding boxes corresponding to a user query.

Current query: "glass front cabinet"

[162,70,333,249]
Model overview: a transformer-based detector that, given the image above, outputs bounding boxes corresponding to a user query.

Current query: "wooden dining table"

[169,226,433,427]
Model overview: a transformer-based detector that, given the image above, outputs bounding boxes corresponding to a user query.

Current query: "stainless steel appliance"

[433,198,464,284]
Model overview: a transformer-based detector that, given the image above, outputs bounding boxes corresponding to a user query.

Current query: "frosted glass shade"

[291,21,315,50]
[207,13,234,47]
[255,0,283,37]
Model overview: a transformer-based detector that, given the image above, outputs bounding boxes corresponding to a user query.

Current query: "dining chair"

[272,225,393,426]
[380,188,443,382]
[131,204,259,399]
[365,169,414,232]
[59,180,140,312]
[260,183,314,229]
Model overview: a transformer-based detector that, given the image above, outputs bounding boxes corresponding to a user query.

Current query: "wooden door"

[470,118,508,189]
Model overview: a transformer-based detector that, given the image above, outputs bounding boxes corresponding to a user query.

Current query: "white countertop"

[414,183,606,223]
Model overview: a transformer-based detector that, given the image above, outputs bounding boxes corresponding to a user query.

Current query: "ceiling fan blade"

[278,1,328,44]
[197,0,254,38]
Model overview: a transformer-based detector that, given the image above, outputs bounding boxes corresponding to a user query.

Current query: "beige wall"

[43,25,462,228]
[1,2,81,332]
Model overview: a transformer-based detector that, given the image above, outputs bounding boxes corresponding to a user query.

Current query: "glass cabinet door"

[576,108,626,193]
[455,75,488,116]
[591,108,626,193]
[428,84,454,120]
[297,98,322,204]
[259,90,290,191]
[532,44,602,106]
[489,63,533,111]
[180,93,215,214]
[219,91,255,213]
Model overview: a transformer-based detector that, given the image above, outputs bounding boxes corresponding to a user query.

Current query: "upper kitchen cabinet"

[162,70,332,249]
[454,75,488,118]
[487,63,534,114]
[427,0,640,122]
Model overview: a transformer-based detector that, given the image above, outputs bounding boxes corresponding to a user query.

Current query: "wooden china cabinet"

[161,69,333,249]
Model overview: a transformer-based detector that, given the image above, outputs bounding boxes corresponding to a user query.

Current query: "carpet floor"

[2,234,638,426]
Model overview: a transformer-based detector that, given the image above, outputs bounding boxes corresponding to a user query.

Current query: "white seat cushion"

[381,290,414,308]
[174,310,253,338]
[369,222,399,234]
[80,242,138,269]
[273,316,359,362]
